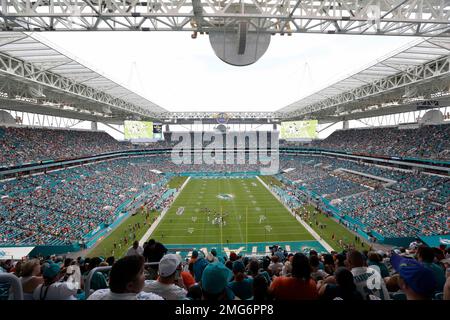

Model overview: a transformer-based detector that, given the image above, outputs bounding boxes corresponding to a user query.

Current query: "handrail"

[84,262,160,299]
[0,273,24,300]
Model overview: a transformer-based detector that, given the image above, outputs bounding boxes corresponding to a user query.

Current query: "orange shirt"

[181,271,196,289]
[269,276,318,300]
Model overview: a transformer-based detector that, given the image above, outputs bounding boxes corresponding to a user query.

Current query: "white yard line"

[256,176,334,253]
[139,176,191,245]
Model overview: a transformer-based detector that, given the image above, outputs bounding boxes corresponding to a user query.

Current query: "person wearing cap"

[227,260,253,300]
[390,254,437,300]
[33,262,78,300]
[201,262,237,300]
[88,255,163,300]
[143,254,188,300]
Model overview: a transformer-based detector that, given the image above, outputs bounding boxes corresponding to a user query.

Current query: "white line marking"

[256,176,334,252]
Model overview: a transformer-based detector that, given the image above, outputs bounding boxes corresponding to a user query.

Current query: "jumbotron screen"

[280,120,318,139]
[124,121,154,140]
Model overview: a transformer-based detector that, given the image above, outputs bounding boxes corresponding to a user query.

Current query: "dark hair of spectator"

[291,253,311,279]
[109,255,144,293]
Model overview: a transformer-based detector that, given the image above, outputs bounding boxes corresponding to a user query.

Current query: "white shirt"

[143,280,187,300]
[351,267,390,300]
[268,262,283,275]
[33,282,78,300]
[88,288,163,300]
[126,246,144,256]
[66,265,82,289]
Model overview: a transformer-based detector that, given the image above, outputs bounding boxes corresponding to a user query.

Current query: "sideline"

[139,176,191,245]
[256,176,334,252]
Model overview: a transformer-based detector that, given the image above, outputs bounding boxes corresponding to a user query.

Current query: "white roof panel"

[279,37,450,114]
[0,32,167,115]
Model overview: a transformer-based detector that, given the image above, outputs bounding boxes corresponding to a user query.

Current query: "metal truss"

[3,108,84,127]
[0,0,448,36]
[279,37,450,121]
[161,111,281,123]
[353,106,450,126]
[0,32,166,123]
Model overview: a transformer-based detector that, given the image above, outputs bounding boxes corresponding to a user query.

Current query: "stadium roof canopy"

[0,32,167,123]
[277,36,450,123]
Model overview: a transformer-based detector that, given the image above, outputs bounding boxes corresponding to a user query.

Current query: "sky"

[41,32,417,113]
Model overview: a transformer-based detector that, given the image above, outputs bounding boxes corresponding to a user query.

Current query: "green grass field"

[167,176,188,189]
[302,204,368,251]
[259,175,284,187]
[151,177,314,244]
[89,175,370,258]
[88,208,160,258]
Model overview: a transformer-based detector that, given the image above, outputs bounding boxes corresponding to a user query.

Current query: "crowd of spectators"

[1,241,449,301]
[0,157,170,246]
[279,155,448,238]
[308,123,450,160]
[0,126,139,167]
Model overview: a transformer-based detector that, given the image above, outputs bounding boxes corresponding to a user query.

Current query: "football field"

[151,177,314,245]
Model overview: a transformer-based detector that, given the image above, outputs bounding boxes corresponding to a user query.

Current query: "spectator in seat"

[416,246,446,292]
[193,252,209,282]
[83,257,108,292]
[20,259,44,300]
[252,274,270,301]
[347,250,390,300]
[318,267,363,300]
[228,260,253,300]
[189,250,199,265]
[310,255,329,281]
[322,254,335,275]
[247,258,271,284]
[367,252,389,278]
[201,262,236,301]
[268,255,283,276]
[334,253,346,269]
[391,254,437,300]
[268,253,318,300]
[143,239,167,279]
[143,254,187,300]
[127,240,144,257]
[33,263,77,300]
[444,273,450,300]
[65,258,82,290]
[211,248,224,264]
[88,255,163,300]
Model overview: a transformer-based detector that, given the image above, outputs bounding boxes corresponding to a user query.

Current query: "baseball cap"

[211,248,217,256]
[159,254,182,277]
[43,263,61,278]
[201,262,233,295]
[232,260,245,273]
[191,250,199,258]
[390,254,436,297]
